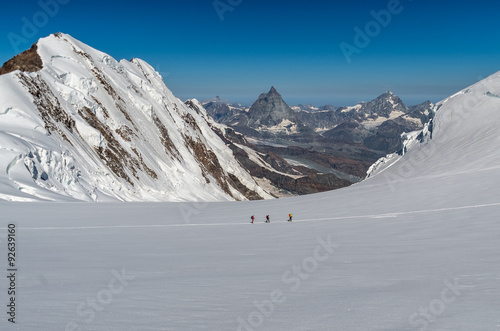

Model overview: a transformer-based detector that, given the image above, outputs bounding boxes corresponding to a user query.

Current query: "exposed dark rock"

[0,43,43,76]
[227,173,263,200]
[184,99,202,115]
[91,67,138,131]
[152,112,180,159]
[202,98,235,122]
[115,125,136,142]
[78,106,133,185]
[182,113,202,132]
[248,86,297,127]
[18,74,75,143]
[323,122,364,143]
[90,96,110,119]
[131,148,158,180]
[78,106,158,185]
[184,134,262,200]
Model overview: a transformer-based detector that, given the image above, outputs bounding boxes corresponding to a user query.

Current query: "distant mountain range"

[204,87,434,155]
[201,86,435,192]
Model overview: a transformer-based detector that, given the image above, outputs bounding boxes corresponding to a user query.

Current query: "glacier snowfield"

[2,164,500,330]
[3,106,500,331]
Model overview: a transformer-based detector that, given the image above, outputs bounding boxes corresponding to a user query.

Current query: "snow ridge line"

[16,201,500,230]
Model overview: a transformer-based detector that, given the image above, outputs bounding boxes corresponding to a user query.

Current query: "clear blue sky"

[2,0,500,106]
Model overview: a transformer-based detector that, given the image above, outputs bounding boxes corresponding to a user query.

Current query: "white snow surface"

[0,34,272,202]
[1,50,500,330]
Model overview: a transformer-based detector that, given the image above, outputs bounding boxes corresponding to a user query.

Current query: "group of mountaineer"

[250,213,292,224]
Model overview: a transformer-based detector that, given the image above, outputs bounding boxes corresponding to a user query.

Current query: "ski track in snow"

[19,201,500,230]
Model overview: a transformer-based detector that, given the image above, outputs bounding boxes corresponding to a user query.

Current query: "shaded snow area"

[1,70,500,330]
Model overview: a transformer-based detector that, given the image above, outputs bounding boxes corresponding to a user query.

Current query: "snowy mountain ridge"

[366,69,500,180]
[0,33,274,202]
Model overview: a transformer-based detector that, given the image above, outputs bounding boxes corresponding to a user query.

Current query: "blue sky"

[1,0,500,106]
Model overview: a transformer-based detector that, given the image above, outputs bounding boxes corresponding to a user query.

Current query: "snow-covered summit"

[0,33,274,202]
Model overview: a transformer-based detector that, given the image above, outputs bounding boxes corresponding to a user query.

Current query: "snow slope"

[1,67,500,329]
[0,33,272,202]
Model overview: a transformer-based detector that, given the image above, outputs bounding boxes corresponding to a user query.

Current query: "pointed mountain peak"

[248,86,296,127]
[379,91,395,98]
[365,91,407,115]
[372,91,402,103]
[269,86,279,95]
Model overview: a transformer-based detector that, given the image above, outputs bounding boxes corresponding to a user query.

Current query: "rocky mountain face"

[205,89,433,154]
[319,92,434,153]
[247,86,297,127]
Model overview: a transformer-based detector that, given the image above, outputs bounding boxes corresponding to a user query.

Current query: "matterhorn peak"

[269,86,279,95]
[247,86,296,127]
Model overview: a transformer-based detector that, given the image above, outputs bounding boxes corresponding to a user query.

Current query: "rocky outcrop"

[0,43,43,76]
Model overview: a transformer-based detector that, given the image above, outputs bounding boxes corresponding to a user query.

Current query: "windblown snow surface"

[1,73,500,330]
